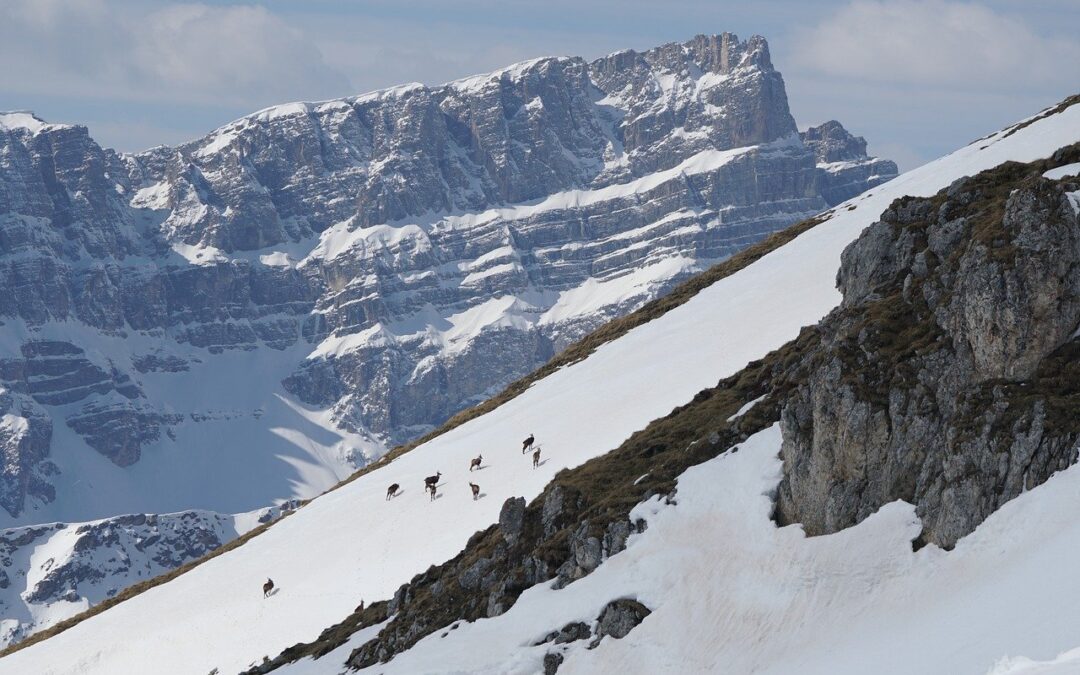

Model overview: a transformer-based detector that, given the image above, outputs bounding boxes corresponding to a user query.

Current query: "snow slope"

[0,501,298,648]
[0,323,373,528]
[357,425,1080,675]
[2,102,1077,675]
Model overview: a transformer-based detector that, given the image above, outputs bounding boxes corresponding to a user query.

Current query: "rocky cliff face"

[801,120,899,206]
[776,146,1080,548]
[0,33,896,529]
[0,388,53,520]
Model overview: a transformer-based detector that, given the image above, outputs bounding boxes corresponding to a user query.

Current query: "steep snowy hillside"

[1,95,1073,675]
[0,500,299,648]
[0,33,895,533]
[320,425,1080,675]
[295,124,1080,675]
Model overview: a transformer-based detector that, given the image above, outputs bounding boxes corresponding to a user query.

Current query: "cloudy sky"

[1,0,1077,169]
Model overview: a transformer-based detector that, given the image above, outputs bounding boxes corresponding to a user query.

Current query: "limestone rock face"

[776,152,1080,548]
[0,34,895,527]
[801,120,899,206]
[0,388,53,519]
[593,598,652,643]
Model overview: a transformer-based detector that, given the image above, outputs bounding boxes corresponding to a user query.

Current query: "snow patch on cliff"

[0,113,47,134]
[1042,162,1080,180]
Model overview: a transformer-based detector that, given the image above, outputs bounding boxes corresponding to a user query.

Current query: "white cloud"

[0,1,351,108]
[790,1,1080,91]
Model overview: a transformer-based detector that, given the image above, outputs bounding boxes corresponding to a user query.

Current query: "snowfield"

[0,503,295,650]
[347,425,1080,675]
[2,103,1078,674]
[0,326,374,528]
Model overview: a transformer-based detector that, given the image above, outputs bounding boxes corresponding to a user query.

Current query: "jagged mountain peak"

[188,32,776,144]
[597,33,774,73]
[138,30,812,259]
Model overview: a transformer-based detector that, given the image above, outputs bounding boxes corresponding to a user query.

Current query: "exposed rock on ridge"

[801,120,899,206]
[776,145,1080,548]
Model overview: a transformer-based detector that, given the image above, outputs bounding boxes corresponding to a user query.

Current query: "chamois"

[386,483,400,500]
[469,482,480,500]
[532,446,541,468]
[469,454,482,471]
[522,433,535,454]
[424,472,442,489]
[263,578,274,598]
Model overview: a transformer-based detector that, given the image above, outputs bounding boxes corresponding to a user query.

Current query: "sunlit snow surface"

[0,112,51,134]
[2,105,1079,674]
[354,426,1080,675]
[1043,161,1080,180]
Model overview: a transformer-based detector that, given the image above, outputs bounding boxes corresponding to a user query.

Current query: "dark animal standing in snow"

[470,454,482,471]
[522,434,535,454]
[532,446,541,468]
[469,482,480,500]
[428,482,438,501]
[263,578,274,598]
[424,472,442,489]
[386,483,400,500]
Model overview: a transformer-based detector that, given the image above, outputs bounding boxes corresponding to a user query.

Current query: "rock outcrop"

[592,598,651,643]
[801,120,899,206]
[0,389,53,520]
[776,146,1080,548]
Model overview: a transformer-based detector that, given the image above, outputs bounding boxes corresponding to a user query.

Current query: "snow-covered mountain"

[0,31,901,645]
[0,33,895,536]
[0,92,1074,674]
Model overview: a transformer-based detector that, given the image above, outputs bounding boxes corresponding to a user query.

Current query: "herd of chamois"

[267,434,541,598]
[384,433,540,503]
